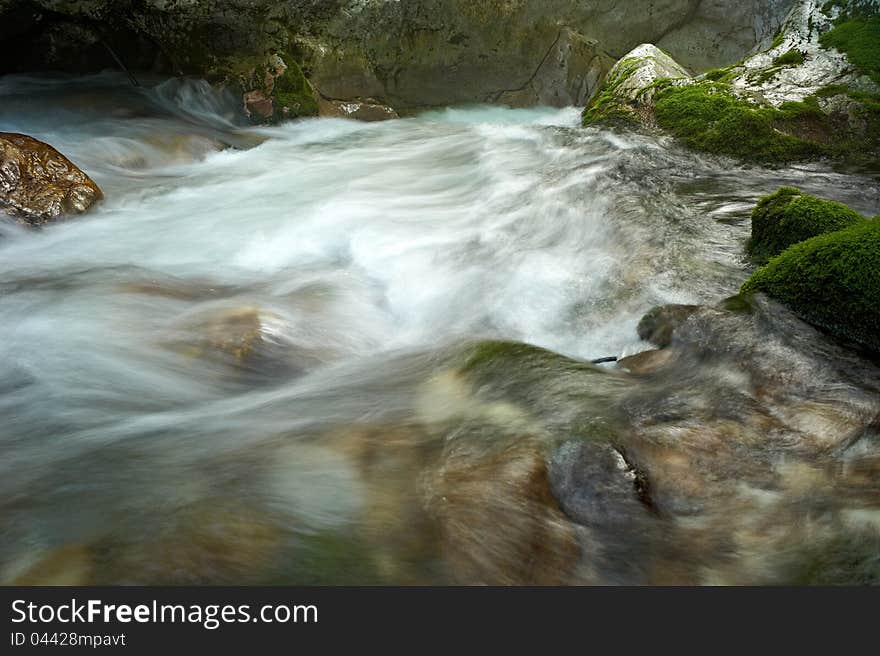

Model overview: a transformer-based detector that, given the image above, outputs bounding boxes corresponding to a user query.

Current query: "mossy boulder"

[636,304,700,347]
[747,187,866,262]
[582,44,690,127]
[741,218,880,352]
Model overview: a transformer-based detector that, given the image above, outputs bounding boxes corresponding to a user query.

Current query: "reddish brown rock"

[0,132,102,226]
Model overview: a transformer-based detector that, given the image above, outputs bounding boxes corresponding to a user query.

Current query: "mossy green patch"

[581,57,645,127]
[820,15,880,85]
[461,341,589,376]
[773,49,806,67]
[653,81,826,162]
[746,187,866,262]
[815,83,850,97]
[271,58,319,118]
[741,217,880,352]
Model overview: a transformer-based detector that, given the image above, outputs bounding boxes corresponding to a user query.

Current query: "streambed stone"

[0,132,102,226]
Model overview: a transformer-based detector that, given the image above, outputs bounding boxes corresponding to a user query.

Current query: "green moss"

[741,218,880,352]
[703,68,727,81]
[752,66,782,85]
[581,57,645,127]
[653,81,826,162]
[773,49,806,67]
[820,15,880,85]
[815,83,850,97]
[461,341,585,375]
[777,94,825,120]
[770,32,785,50]
[271,58,319,119]
[746,187,866,262]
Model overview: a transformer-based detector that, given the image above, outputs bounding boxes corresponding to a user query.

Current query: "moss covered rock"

[236,54,319,124]
[652,80,827,162]
[585,1,880,164]
[582,43,690,127]
[741,218,880,352]
[747,187,866,262]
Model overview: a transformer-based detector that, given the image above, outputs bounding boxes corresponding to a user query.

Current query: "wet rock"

[636,304,699,347]
[94,499,284,585]
[168,305,324,381]
[425,440,579,585]
[238,54,319,124]
[616,348,674,374]
[549,441,653,528]
[176,306,282,363]
[323,424,443,584]
[318,97,399,122]
[0,132,102,226]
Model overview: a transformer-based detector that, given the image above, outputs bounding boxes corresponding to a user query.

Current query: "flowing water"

[1,73,879,585]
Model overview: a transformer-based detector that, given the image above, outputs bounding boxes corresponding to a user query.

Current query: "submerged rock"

[426,440,580,585]
[636,304,700,347]
[94,499,285,585]
[167,305,326,382]
[0,132,102,225]
[581,43,691,126]
[747,186,867,262]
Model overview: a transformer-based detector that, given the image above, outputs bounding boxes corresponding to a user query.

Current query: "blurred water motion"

[1,73,879,584]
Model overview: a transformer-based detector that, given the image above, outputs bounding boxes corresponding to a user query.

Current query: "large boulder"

[0,132,102,226]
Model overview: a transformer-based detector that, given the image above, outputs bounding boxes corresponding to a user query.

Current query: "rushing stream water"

[2,73,879,584]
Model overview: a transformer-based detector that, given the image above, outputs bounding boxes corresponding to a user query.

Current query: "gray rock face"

[724,0,880,106]
[1,0,796,111]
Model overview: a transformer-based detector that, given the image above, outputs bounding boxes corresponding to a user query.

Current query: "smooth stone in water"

[0,132,102,225]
